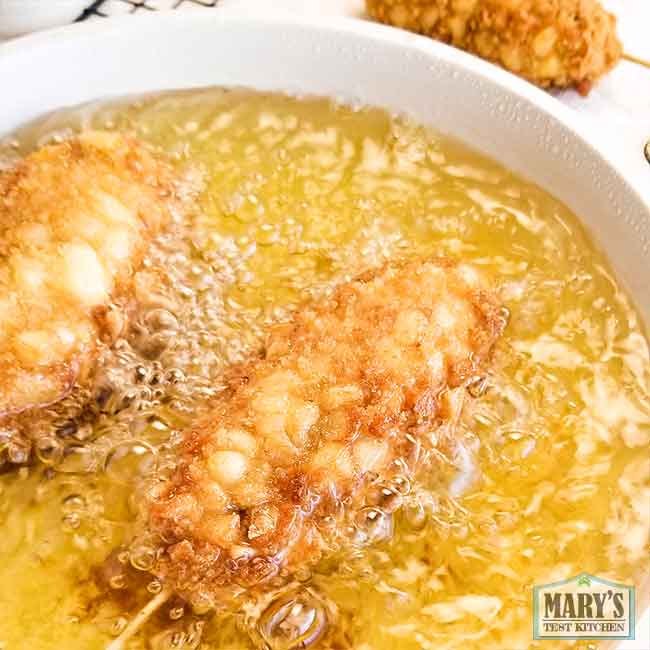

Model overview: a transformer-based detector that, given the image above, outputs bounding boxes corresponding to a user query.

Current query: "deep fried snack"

[0,132,183,423]
[366,0,622,94]
[146,259,506,608]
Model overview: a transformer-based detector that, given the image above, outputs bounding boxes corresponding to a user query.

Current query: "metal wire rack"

[78,0,220,21]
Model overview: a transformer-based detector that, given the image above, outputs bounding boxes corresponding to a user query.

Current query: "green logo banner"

[533,573,635,640]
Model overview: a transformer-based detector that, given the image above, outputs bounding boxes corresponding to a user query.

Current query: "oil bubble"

[62,513,81,531]
[76,424,96,443]
[294,566,312,583]
[135,332,171,360]
[145,308,179,333]
[466,375,488,398]
[166,368,186,384]
[129,544,157,572]
[34,436,63,465]
[189,593,214,616]
[403,500,427,531]
[148,579,164,594]
[7,440,31,465]
[368,484,403,513]
[56,445,95,474]
[0,427,15,447]
[391,475,411,496]
[354,507,393,544]
[150,630,182,650]
[150,620,204,650]
[104,440,157,483]
[184,621,205,647]
[258,590,328,650]
[135,364,151,383]
[110,617,128,636]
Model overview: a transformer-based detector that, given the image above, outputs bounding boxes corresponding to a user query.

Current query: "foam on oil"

[0,89,648,650]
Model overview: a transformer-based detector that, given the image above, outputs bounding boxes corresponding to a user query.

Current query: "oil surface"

[0,89,648,650]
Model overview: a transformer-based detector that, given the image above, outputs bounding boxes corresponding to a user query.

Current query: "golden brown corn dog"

[0,133,184,439]
[145,259,506,609]
[366,0,622,94]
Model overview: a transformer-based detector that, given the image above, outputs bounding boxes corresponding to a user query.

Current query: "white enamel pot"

[0,8,648,647]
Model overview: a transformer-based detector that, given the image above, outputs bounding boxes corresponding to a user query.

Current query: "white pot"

[0,9,648,646]
[0,0,89,39]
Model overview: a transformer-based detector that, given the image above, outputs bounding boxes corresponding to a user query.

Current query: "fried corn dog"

[366,0,622,94]
[145,259,506,609]
[0,132,183,427]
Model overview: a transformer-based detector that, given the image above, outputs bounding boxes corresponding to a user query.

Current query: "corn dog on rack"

[0,132,188,464]
[366,0,623,95]
[104,258,507,649]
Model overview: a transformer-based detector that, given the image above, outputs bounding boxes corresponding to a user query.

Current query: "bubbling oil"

[0,89,648,650]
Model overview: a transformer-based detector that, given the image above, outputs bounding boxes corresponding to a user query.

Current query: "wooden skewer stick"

[623,53,650,69]
[106,586,173,650]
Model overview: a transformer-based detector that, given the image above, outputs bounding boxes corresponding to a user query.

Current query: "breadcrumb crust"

[366,0,622,94]
[0,132,183,421]
[149,258,506,606]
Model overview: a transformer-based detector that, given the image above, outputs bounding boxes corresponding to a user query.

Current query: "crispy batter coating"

[0,132,183,421]
[148,259,506,607]
[366,0,622,94]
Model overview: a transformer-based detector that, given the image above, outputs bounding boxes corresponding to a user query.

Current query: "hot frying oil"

[0,89,648,650]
